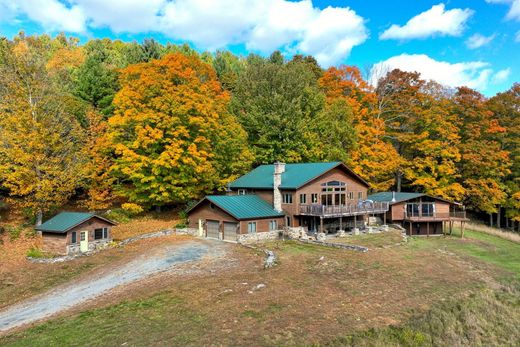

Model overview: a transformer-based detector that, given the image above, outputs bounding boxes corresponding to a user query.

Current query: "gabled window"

[283,193,293,204]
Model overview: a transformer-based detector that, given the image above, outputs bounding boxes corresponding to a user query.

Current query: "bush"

[104,208,132,223]
[121,203,144,216]
[6,225,23,241]
[175,223,187,229]
[26,247,46,258]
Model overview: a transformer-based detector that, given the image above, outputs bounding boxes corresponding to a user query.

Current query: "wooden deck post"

[320,217,324,233]
[383,213,386,225]
[426,222,429,237]
[409,221,412,236]
[339,216,343,230]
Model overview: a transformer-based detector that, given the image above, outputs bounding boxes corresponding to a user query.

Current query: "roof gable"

[230,162,368,190]
[190,195,284,220]
[36,212,116,233]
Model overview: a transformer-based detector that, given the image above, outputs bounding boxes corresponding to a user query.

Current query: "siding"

[67,217,113,244]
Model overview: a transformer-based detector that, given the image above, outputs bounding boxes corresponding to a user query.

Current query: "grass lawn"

[1,228,519,346]
[329,230,405,248]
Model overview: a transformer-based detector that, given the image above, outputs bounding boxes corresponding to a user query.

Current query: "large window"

[247,222,257,233]
[269,220,277,231]
[299,194,306,204]
[94,227,109,240]
[321,181,346,206]
[283,193,293,204]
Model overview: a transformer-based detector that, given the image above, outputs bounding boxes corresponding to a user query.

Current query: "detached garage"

[187,195,285,242]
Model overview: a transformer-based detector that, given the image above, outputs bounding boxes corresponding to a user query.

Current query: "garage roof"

[229,162,369,189]
[35,212,116,233]
[192,195,284,220]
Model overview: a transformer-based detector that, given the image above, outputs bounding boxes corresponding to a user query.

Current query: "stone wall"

[67,239,111,255]
[237,230,280,244]
[298,238,368,252]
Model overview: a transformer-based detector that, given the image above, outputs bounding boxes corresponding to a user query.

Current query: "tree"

[0,37,86,224]
[319,65,400,190]
[107,53,252,209]
[231,57,325,164]
[452,87,511,221]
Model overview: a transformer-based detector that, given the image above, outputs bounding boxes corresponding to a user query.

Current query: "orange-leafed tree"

[319,65,400,191]
[107,53,252,210]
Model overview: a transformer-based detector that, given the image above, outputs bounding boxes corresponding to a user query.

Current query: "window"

[94,228,104,240]
[80,232,86,241]
[71,231,77,244]
[103,228,108,239]
[358,192,363,199]
[311,193,318,203]
[286,216,292,226]
[299,194,306,204]
[283,193,293,204]
[238,189,246,195]
[269,220,277,231]
[348,192,354,200]
[247,222,257,233]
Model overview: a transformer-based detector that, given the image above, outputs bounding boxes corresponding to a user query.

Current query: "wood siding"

[389,200,450,221]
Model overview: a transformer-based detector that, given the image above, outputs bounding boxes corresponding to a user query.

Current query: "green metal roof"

[202,195,284,220]
[230,162,368,189]
[368,192,425,204]
[36,212,115,233]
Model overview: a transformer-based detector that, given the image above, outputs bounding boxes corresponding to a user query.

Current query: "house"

[36,212,117,255]
[367,192,468,236]
[188,162,390,241]
[187,195,285,241]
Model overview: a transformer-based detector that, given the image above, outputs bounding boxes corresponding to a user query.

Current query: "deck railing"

[299,201,389,217]
[404,211,467,220]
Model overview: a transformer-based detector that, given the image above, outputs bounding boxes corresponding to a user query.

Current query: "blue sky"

[0,0,519,96]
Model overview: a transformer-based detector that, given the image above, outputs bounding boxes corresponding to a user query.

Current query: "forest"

[0,33,518,228]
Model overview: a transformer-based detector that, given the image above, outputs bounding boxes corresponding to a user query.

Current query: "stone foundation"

[237,231,280,244]
[67,239,111,255]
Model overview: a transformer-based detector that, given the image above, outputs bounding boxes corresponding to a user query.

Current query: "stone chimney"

[391,191,396,203]
[273,162,285,212]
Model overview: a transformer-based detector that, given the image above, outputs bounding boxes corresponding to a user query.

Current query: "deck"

[299,202,389,218]
[403,211,468,222]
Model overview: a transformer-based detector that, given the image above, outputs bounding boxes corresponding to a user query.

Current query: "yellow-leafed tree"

[107,53,252,209]
[0,37,87,225]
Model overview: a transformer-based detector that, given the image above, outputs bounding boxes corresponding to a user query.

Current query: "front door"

[80,231,89,252]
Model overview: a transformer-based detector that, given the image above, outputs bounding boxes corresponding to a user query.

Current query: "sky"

[0,0,519,96]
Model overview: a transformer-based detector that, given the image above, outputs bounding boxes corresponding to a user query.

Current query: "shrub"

[26,247,46,258]
[175,223,187,229]
[6,225,23,241]
[104,208,132,223]
[121,203,144,216]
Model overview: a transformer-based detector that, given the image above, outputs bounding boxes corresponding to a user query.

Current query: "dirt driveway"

[0,239,230,333]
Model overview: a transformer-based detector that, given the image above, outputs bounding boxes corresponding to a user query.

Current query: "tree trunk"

[489,213,493,227]
[505,217,509,229]
[396,171,402,192]
[497,207,501,229]
[36,209,43,226]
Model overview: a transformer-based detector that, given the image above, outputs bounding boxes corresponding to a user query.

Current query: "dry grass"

[462,222,520,244]
[111,210,180,241]
[330,230,405,248]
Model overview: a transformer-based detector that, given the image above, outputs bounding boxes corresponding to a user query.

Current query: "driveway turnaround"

[0,239,227,333]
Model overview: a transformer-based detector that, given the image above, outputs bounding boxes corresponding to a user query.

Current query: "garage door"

[206,220,220,239]
[223,222,238,242]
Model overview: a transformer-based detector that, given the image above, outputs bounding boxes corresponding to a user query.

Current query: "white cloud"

[380,3,473,40]
[516,30,520,41]
[486,0,520,21]
[465,33,495,49]
[2,0,86,32]
[492,68,511,83]
[0,0,369,66]
[370,54,509,91]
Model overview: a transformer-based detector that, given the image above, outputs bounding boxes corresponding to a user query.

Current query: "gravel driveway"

[0,239,228,333]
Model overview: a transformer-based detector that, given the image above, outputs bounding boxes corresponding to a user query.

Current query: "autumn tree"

[0,36,87,224]
[107,53,252,210]
[319,65,400,190]
[452,87,511,224]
